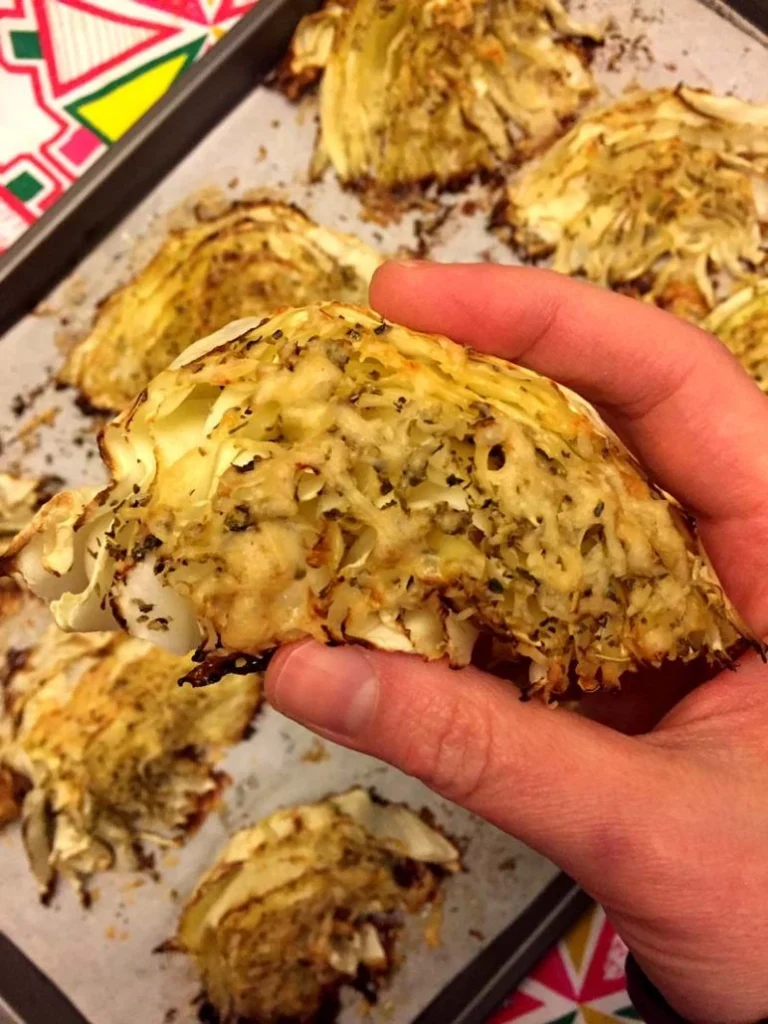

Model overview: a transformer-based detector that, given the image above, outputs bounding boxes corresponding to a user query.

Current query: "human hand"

[266,263,768,1023]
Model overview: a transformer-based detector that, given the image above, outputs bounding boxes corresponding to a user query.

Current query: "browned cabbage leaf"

[0,473,62,552]
[171,788,459,1023]
[61,200,382,411]
[0,765,26,828]
[706,280,768,394]
[0,477,60,826]
[280,0,602,192]
[0,628,261,900]
[3,304,750,699]
[504,88,768,319]
[0,474,64,821]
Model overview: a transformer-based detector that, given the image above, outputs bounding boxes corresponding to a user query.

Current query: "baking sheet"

[0,2,765,1023]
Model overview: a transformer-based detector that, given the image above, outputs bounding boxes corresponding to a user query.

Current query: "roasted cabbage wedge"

[170,788,459,1023]
[280,0,602,192]
[504,88,768,319]
[706,280,768,395]
[0,627,261,900]
[61,200,382,411]
[3,304,750,698]
[0,473,62,552]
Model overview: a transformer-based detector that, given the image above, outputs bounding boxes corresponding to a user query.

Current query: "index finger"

[370,262,768,634]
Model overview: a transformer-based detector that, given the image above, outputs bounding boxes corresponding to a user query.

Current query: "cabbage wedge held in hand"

[280,0,602,193]
[2,304,748,699]
[504,88,768,320]
[170,788,459,1023]
[61,200,382,411]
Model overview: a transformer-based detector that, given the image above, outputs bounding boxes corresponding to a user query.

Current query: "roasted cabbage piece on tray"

[0,473,62,708]
[706,280,768,395]
[170,787,459,1024]
[504,88,768,320]
[0,473,63,551]
[0,627,261,900]
[3,304,750,699]
[280,0,602,192]
[61,200,382,411]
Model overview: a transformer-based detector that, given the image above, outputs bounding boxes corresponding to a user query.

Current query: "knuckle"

[397,693,495,805]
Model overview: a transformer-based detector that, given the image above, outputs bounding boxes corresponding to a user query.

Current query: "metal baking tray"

[0,2,765,1023]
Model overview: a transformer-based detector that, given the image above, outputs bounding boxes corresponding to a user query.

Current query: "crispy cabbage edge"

[1,303,754,699]
[0,473,63,552]
[170,787,459,1023]
[61,200,382,411]
[279,0,603,191]
[504,87,768,319]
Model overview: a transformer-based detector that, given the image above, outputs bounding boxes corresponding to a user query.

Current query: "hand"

[266,263,768,1023]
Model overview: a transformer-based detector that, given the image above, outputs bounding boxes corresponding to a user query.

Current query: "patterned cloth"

[0,3,639,1020]
[490,907,639,1024]
[0,0,258,251]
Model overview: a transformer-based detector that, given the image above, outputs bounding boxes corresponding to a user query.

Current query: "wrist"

[625,955,768,1024]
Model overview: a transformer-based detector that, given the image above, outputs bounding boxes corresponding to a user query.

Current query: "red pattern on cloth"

[490,907,638,1023]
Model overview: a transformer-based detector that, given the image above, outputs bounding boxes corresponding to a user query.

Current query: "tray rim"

[0,932,89,1024]
[415,874,593,1024]
[706,0,768,35]
[0,0,765,1021]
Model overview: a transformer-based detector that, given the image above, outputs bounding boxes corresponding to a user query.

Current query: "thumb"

[266,641,663,884]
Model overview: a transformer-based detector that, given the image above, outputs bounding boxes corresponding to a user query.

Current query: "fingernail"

[270,641,379,737]
[390,259,430,269]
